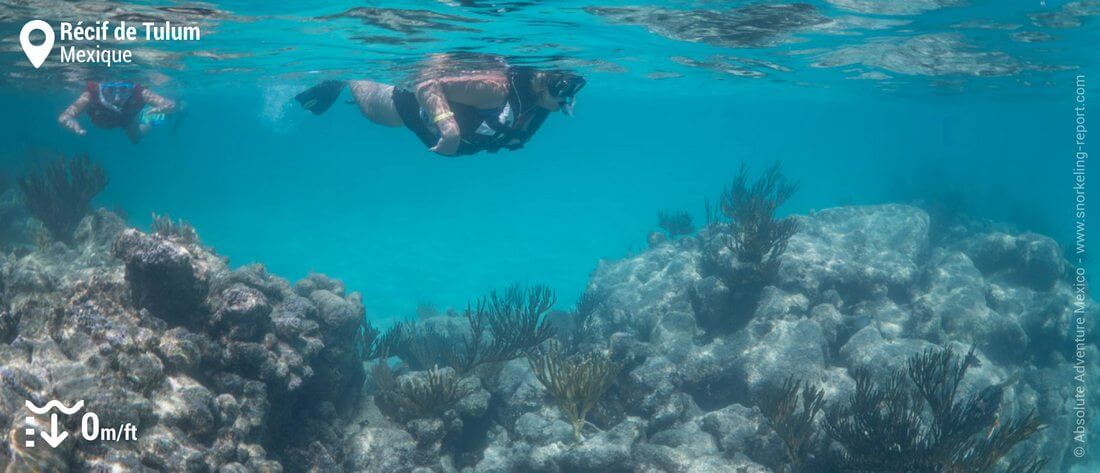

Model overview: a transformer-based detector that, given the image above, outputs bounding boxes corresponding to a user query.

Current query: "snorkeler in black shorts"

[295,63,584,157]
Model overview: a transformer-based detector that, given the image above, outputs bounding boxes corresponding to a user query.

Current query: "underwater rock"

[586,241,701,360]
[73,208,128,251]
[623,355,683,429]
[3,253,59,296]
[492,358,551,428]
[295,272,346,298]
[700,404,786,468]
[912,250,1029,362]
[214,284,273,341]
[113,229,212,323]
[559,417,645,470]
[778,204,929,300]
[346,426,418,472]
[472,426,520,473]
[958,231,1066,290]
[731,317,830,397]
[515,411,574,445]
[638,418,724,470]
[839,326,935,378]
[986,282,1078,363]
[309,288,362,336]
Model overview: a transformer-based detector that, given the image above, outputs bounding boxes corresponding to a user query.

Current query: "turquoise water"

[1,0,1097,321]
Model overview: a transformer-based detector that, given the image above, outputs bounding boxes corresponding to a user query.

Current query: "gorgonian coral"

[19,154,107,243]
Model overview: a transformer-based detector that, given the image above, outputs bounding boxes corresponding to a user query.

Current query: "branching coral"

[392,366,475,419]
[528,342,621,441]
[371,361,473,420]
[555,288,607,353]
[695,162,798,333]
[719,162,798,273]
[657,210,694,239]
[18,154,108,243]
[358,320,384,361]
[760,376,825,472]
[376,284,556,375]
[480,284,556,363]
[824,346,1047,472]
[151,212,199,243]
[366,285,558,424]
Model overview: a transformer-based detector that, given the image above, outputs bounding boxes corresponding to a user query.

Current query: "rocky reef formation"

[0,205,363,471]
[0,176,1093,472]
[342,203,1094,472]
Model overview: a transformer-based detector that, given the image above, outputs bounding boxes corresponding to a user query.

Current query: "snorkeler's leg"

[348,80,403,127]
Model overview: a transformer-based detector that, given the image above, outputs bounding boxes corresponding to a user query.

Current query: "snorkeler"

[58,81,176,143]
[295,66,585,156]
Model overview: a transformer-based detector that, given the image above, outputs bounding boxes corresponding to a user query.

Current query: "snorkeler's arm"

[415,79,462,155]
[416,75,509,155]
[141,89,175,114]
[58,91,90,136]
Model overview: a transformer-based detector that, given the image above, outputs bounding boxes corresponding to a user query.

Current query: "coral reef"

[0,164,1091,471]
[17,155,107,243]
[571,202,1090,472]
[337,202,1087,472]
[0,210,363,471]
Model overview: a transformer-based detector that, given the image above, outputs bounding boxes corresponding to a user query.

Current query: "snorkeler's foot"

[296,80,346,115]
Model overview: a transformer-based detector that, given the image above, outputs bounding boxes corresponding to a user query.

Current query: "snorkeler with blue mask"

[58,81,176,143]
[295,62,585,157]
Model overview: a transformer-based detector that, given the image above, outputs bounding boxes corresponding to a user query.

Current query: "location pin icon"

[20,20,54,69]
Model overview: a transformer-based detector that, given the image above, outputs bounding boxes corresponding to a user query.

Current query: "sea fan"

[528,341,621,441]
[18,154,107,243]
[824,346,1047,472]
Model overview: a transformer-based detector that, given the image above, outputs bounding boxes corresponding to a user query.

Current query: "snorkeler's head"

[97,82,138,113]
[535,71,586,115]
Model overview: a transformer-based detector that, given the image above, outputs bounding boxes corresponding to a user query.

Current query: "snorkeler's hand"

[60,118,86,136]
[431,135,460,156]
[431,121,461,156]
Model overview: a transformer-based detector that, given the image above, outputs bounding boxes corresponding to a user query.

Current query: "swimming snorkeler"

[295,64,585,156]
[58,81,176,143]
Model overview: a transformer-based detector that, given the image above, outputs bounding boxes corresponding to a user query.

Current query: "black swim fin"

[296,80,346,115]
